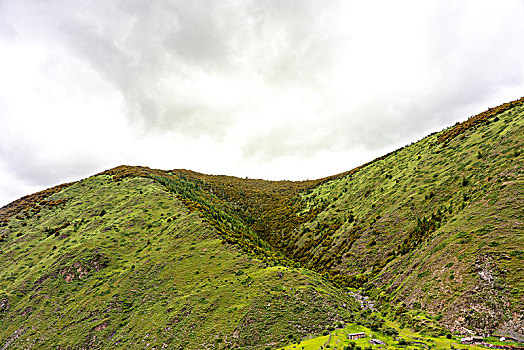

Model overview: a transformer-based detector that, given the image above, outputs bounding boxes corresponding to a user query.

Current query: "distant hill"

[1,97,523,348]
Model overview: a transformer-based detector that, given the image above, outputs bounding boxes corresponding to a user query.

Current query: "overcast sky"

[1,0,524,206]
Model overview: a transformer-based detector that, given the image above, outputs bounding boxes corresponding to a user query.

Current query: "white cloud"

[1,0,524,206]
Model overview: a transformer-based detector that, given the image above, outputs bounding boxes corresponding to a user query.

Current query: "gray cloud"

[1,0,524,206]
[50,0,349,135]
[242,1,524,159]
[0,130,102,188]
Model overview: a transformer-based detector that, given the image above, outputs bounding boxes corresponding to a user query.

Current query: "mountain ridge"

[1,97,523,348]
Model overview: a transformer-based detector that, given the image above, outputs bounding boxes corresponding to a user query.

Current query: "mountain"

[1,98,523,349]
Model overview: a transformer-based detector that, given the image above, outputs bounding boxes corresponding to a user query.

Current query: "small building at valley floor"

[461,336,484,344]
[348,332,366,340]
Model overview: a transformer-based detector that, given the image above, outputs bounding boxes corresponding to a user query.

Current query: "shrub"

[398,339,409,345]
[383,327,399,336]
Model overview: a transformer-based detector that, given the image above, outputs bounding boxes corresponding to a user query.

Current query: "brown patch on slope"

[0,182,73,226]
[437,97,524,144]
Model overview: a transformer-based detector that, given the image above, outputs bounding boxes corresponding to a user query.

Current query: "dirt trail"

[323,332,332,348]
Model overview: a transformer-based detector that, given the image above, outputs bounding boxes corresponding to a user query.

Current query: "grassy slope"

[294,102,524,336]
[149,100,524,337]
[150,100,523,337]
[0,175,358,349]
[1,99,523,348]
[278,320,524,350]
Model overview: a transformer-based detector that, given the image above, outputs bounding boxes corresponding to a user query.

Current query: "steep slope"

[149,98,524,337]
[286,100,524,334]
[0,175,358,349]
[1,97,523,348]
[285,99,524,336]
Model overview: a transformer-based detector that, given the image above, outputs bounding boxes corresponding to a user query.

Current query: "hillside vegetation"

[0,176,358,349]
[1,98,523,348]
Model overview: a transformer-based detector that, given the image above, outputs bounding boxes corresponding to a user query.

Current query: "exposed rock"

[444,255,513,336]
[55,250,109,282]
[1,327,25,350]
[92,321,109,332]
[0,298,8,312]
[349,291,375,310]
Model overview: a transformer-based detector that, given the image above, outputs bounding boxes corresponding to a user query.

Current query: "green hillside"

[0,175,358,349]
[296,99,524,336]
[1,98,523,348]
[164,98,524,338]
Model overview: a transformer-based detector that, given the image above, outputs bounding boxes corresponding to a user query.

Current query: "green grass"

[278,320,505,350]
[1,99,523,348]
[290,104,524,336]
[0,176,358,349]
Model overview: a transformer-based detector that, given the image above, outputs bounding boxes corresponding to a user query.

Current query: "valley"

[1,98,523,349]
